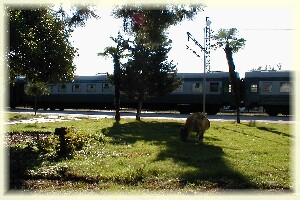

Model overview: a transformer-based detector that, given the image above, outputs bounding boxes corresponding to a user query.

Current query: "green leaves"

[213,28,238,41]
[25,81,50,97]
[7,6,97,84]
[212,28,246,53]
[66,5,99,27]
[113,4,204,45]
[8,7,77,83]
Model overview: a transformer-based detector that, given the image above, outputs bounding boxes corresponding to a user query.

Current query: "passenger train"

[9,70,292,116]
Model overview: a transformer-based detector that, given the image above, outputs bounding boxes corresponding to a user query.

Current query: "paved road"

[5,108,293,124]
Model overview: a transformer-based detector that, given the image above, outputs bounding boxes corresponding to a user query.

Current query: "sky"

[70,3,295,78]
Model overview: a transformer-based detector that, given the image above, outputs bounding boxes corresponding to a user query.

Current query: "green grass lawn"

[6,113,40,121]
[6,116,293,194]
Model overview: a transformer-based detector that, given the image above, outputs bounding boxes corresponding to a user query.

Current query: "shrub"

[54,127,87,158]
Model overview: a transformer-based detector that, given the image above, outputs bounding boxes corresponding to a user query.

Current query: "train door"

[207,81,222,101]
[244,79,259,109]
[221,79,235,107]
[205,81,222,114]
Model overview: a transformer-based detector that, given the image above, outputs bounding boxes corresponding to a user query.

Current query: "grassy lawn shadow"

[103,120,255,189]
[9,146,43,190]
[256,126,292,138]
[8,131,61,190]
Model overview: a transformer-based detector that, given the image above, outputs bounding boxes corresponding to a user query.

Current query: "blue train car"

[34,75,115,110]
[145,72,235,114]
[243,70,292,116]
[10,71,236,115]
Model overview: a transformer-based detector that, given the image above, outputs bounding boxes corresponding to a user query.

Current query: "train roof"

[73,75,107,81]
[244,70,292,78]
[74,71,234,80]
[177,71,234,78]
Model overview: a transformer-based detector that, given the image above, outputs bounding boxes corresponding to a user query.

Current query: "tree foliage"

[118,38,181,120]
[25,81,50,115]
[56,5,99,28]
[8,7,76,83]
[212,28,246,54]
[120,39,180,99]
[113,4,204,44]
[7,5,97,84]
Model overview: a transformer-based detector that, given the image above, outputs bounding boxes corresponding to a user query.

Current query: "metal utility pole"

[186,17,211,114]
[203,17,211,114]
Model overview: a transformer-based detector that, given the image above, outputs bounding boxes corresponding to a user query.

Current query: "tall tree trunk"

[114,87,121,121]
[34,95,37,116]
[114,55,121,121]
[224,43,240,123]
[136,94,143,121]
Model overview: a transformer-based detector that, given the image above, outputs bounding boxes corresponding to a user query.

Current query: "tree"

[119,37,181,120]
[25,82,50,115]
[98,32,130,121]
[112,4,204,120]
[7,5,97,113]
[8,7,76,83]
[7,5,97,84]
[212,28,246,123]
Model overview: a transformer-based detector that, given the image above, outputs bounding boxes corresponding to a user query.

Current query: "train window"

[280,82,290,93]
[102,83,112,93]
[262,82,272,93]
[250,84,258,93]
[210,82,219,92]
[72,84,81,92]
[58,84,66,92]
[192,82,202,92]
[87,84,96,92]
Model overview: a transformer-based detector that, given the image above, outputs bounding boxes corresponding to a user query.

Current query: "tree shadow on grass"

[221,125,289,146]
[156,141,253,189]
[256,126,292,138]
[9,146,43,190]
[8,131,58,191]
[103,120,255,189]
